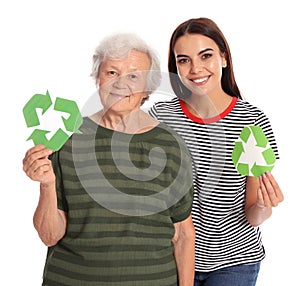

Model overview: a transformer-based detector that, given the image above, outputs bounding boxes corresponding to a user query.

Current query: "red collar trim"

[179,97,238,124]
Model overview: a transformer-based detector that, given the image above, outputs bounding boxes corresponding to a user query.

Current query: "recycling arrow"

[27,128,69,151]
[23,90,83,151]
[232,141,249,176]
[232,141,244,166]
[54,97,83,132]
[250,125,268,148]
[251,162,274,178]
[232,125,276,177]
[22,90,52,127]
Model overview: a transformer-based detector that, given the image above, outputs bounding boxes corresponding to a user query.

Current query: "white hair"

[90,33,162,95]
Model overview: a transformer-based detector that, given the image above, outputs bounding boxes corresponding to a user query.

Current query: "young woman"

[149,17,284,286]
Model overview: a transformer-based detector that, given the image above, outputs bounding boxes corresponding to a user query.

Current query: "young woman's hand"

[256,172,284,208]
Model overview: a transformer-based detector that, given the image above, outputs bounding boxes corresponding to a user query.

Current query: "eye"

[201,53,213,60]
[128,73,138,80]
[176,58,190,64]
[107,70,118,77]
[127,73,143,83]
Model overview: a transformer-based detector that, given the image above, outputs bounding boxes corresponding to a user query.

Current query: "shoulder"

[154,122,191,156]
[233,99,272,122]
[234,99,264,114]
[148,97,183,120]
[231,99,275,131]
[151,97,180,110]
[72,116,98,134]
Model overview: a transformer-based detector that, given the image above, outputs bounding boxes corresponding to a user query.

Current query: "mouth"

[190,76,210,85]
[110,93,130,100]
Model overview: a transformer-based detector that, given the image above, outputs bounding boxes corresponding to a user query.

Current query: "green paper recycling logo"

[23,90,83,151]
[232,125,276,177]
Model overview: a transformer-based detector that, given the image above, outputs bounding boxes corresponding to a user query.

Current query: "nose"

[113,75,128,89]
[190,60,203,74]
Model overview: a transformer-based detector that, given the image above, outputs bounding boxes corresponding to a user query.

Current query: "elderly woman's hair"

[91,33,162,96]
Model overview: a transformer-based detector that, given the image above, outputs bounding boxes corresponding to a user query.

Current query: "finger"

[26,160,53,181]
[259,175,272,207]
[23,147,53,170]
[24,144,53,159]
[256,186,265,208]
[23,155,52,176]
[32,157,52,172]
[23,144,46,160]
[33,163,53,177]
[24,160,48,177]
[261,173,281,206]
[266,172,284,202]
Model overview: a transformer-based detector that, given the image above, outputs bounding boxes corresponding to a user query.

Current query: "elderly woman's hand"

[23,144,55,185]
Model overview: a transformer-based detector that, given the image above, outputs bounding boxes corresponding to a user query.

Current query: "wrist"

[40,180,56,191]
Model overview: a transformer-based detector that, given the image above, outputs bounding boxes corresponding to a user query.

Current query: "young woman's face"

[98,50,150,113]
[174,33,227,97]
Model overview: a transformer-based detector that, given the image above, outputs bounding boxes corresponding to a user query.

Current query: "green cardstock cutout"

[232,125,276,177]
[23,90,83,151]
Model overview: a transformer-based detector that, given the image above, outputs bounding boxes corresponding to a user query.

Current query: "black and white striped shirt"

[149,96,279,272]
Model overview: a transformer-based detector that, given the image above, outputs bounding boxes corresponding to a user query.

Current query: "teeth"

[193,77,208,83]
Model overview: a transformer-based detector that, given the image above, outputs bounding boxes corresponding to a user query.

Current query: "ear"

[222,58,227,68]
[221,53,227,68]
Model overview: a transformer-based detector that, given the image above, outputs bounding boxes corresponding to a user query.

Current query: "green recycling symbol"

[232,125,276,177]
[23,90,83,151]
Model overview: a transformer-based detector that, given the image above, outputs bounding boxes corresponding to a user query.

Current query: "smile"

[191,76,209,84]
[110,93,130,99]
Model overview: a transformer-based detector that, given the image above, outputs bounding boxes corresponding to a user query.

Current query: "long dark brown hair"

[168,17,242,99]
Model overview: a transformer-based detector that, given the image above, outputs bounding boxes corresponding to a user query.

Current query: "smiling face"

[174,33,227,97]
[98,49,151,114]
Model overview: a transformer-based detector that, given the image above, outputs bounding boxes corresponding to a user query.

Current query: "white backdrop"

[1,0,298,285]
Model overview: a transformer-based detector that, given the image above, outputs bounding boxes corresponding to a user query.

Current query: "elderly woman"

[22,33,195,286]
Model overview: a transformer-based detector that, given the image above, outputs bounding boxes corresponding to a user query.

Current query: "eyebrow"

[107,65,141,72]
[107,65,120,70]
[176,48,214,58]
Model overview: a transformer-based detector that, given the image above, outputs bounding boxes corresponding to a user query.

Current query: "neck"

[90,109,158,134]
[185,91,232,119]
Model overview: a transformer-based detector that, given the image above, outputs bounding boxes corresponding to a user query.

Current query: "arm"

[23,145,67,246]
[172,214,195,286]
[33,181,67,246]
[245,172,284,227]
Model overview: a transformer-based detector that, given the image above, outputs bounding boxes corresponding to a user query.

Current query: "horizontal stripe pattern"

[45,118,194,285]
[149,97,279,272]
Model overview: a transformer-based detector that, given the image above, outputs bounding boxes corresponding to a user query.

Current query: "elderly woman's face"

[98,50,150,113]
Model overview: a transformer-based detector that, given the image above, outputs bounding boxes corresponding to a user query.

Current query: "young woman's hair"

[91,33,162,99]
[168,17,242,99]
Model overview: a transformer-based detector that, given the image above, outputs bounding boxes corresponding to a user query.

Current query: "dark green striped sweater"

[43,117,194,286]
